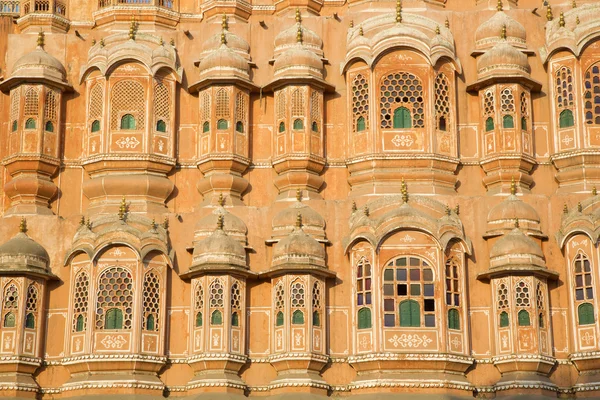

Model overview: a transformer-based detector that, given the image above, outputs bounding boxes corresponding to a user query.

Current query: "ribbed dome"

[477,41,529,77]
[192,228,247,269]
[0,232,49,262]
[0,229,52,279]
[272,227,325,268]
[490,228,543,260]
[273,45,324,78]
[475,11,526,50]
[198,44,250,79]
[202,30,250,57]
[488,194,540,224]
[272,198,326,241]
[195,206,247,244]
[12,47,66,79]
[274,23,322,56]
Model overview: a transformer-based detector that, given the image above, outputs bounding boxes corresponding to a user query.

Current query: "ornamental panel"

[383,330,438,351]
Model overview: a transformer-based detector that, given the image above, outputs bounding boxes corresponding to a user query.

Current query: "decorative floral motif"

[388,334,432,348]
[100,335,127,349]
[391,134,414,147]
[116,136,140,149]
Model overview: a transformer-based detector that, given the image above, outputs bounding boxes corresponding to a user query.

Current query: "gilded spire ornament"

[496,0,503,12]
[401,178,408,203]
[572,0,577,8]
[19,217,27,233]
[100,38,105,47]
[296,189,302,202]
[546,4,553,21]
[80,216,86,226]
[222,14,228,30]
[510,178,516,195]
[91,38,96,46]
[86,218,92,230]
[363,206,369,217]
[359,26,364,36]
[297,25,303,43]
[159,36,164,46]
[218,193,225,206]
[501,24,507,40]
[454,205,460,215]
[217,214,225,230]
[151,218,157,230]
[352,201,357,212]
[559,12,565,28]
[514,218,519,228]
[221,32,227,45]
[118,196,127,221]
[37,30,45,48]
[576,16,580,25]
[445,205,451,216]
[163,216,169,230]
[435,25,440,35]
[445,17,449,29]
[349,20,354,28]
[578,202,583,212]
[395,0,402,23]
[564,204,568,214]
[296,212,303,228]
[170,38,175,46]
[295,8,301,23]
[129,18,136,40]
[593,187,597,196]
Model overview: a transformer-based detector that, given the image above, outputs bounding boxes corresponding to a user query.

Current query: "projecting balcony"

[93,0,179,29]
[0,0,19,15]
[15,0,69,32]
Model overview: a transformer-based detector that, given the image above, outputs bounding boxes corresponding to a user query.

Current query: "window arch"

[211,310,223,325]
[91,120,100,133]
[578,303,595,325]
[383,256,435,328]
[556,66,574,128]
[520,91,529,132]
[25,118,36,129]
[518,310,530,326]
[279,122,285,133]
[45,121,54,132]
[44,89,58,122]
[445,258,460,307]
[217,119,228,130]
[196,312,203,327]
[503,115,514,129]
[356,117,366,132]
[560,109,575,128]
[96,267,133,330]
[215,88,230,119]
[293,119,304,130]
[574,252,594,301]
[120,114,136,130]
[24,86,39,116]
[194,282,204,328]
[209,279,224,326]
[483,90,495,132]
[485,117,494,132]
[72,271,89,332]
[76,315,85,332]
[4,313,15,328]
[291,88,305,117]
[352,73,369,133]
[380,72,424,128]
[393,107,411,129]
[584,63,600,125]
[2,283,18,328]
[156,120,166,133]
[142,271,160,332]
[10,89,20,133]
[311,121,318,133]
[499,311,509,327]
[202,121,210,133]
[236,121,244,133]
[358,307,371,329]
[292,309,304,324]
[11,121,17,132]
[497,281,509,327]
[276,312,284,326]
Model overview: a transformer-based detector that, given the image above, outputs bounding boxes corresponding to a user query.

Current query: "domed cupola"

[474,0,526,52]
[201,18,251,59]
[0,218,55,280]
[193,194,248,245]
[270,190,326,242]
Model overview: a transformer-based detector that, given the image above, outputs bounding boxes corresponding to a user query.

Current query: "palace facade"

[0,0,600,398]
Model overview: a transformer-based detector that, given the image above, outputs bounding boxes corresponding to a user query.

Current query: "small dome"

[477,41,529,77]
[192,228,247,270]
[273,45,324,79]
[487,194,540,224]
[0,231,51,277]
[272,227,325,269]
[195,206,247,245]
[202,30,250,58]
[490,227,544,260]
[272,199,326,241]
[198,44,250,80]
[274,23,322,56]
[475,11,527,50]
[12,46,67,82]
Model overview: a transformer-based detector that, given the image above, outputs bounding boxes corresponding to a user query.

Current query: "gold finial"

[576,16,580,25]
[349,19,354,28]
[359,26,364,36]
[80,216,86,226]
[454,205,460,215]
[151,218,157,230]
[572,0,577,8]
[86,218,92,230]
[37,30,45,48]
[363,206,369,217]
[160,36,164,45]
[222,13,228,30]
[163,216,169,230]
[296,212,302,228]
[91,38,96,46]
[445,17,449,29]
[564,203,568,214]
[295,8,301,23]
[435,25,440,35]
[297,25,303,43]
[352,201,357,212]
[296,189,302,202]
[510,177,516,195]
[445,205,451,216]
[514,218,519,228]
[496,0,503,12]
[118,196,127,221]
[578,202,583,212]
[559,12,566,28]
[217,214,225,230]
[100,38,105,47]
[221,32,227,45]
[401,178,408,203]
[19,217,27,233]
[217,193,225,206]
[546,4,553,21]
[593,187,598,196]
[170,38,175,46]
[395,0,402,23]
[501,24,507,40]
[129,18,136,40]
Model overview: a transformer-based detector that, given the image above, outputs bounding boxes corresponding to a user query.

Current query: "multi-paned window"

[275,281,285,327]
[312,281,322,327]
[2,282,18,328]
[574,252,595,325]
[209,279,224,326]
[96,267,134,330]
[380,72,424,129]
[352,73,369,132]
[356,257,372,329]
[231,281,241,327]
[483,90,495,132]
[515,280,531,326]
[194,282,204,327]
[291,280,305,325]
[556,66,575,128]
[25,283,38,329]
[445,258,460,330]
[72,271,89,332]
[497,281,509,327]
[584,62,600,125]
[142,271,160,331]
[435,73,450,131]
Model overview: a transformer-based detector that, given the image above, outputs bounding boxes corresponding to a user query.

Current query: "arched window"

[25,284,38,330]
[438,116,447,132]
[448,308,460,330]
[154,82,170,131]
[383,257,435,328]
[231,281,241,328]
[356,117,366,132]
[578,303,595,325]
[574,252,594,301]
[291,89,305,118]
[195,312,203,327]
[232,312,239,327]
[156,120,166,132]
[76,315,85,332]
[502,115,514,129]
[311,121,318,132]
[216,88,230,120]
[560,109,574,128]
[435,73,450,132]
[274,281,285,327]
[105,308,124,329]
[279,122,285,133]
[293,119,304,130]
[276,311,284,326]
[91,120,100,133]
[499,311,509,327]
[3,283,19,328]
[217,119,228,129]
[485,117,494,132]
[538,312,544,328]
[399,300,420,327]
[393,107,411,129]
[203,121,209,133]
[120,114,136,130]
[358,307,371,329]
[45,121,54,132]
[236,121,244,133]
[72,271,89,333]
[25,118,36,129]
[292,310,304,324]
[4,312,15,328]
[312,281,322,327]
[89,83,104,130]
[142,271,160,332]
[584,63,600,125]
[445,258,460,306]
[211,310,223,325]
[518,310,530,326]
[11,121,17,132]
[194,282,204,328]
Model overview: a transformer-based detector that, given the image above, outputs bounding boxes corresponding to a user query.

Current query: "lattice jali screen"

[200,91,211,122]
[536,282,545,311]
[379,72,424,128]
[2,282,19,326]
[72,271,89,332]
[515,280,530,307]
[209,279,224,309]
[88,83,104,122]
[291,88,305,117]
[110,80,145,130]
[500,88,515,113]
[291,281,305,308]
[95,267,134,330]
[434,74,450,126]
[275,281,285,314]
[556,66,574,109]
[44,90,58,122]
[276,90,286,121]
[194,282,204,311]
[520,92,529,119]
[483,90,495,116]
[584,63,600,125]
[312,281,321,310]
[310,90,321,125]
[142,271,160,331]
[154,82,170,123]
[26,284,38,314]
[497,282,508,310]
[235,91,247,124]
[216,88,230,119]
[231,281,241,315]
[352,74,369,132]
[24,86,39,116]
[10,89,20,123]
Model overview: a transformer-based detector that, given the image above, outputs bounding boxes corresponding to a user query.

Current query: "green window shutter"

[91,120,100,132]
[203,121,210,133]
[538,313,544,328]
[311,121,318,132]
[293,119,304,129]
[236,121,244,133]
[500,311,509,327]
[76,314,85,332]
[312,311,320,327]
[279,122,285,132]
[120,114,136,130]
[25,313,35,329]
[217,119,228,129]
[579,303,595,325]
[105,308,123,329]
[25,118,36,129]
[195,312,203,327]
[521,117,527,131]
[393,107,411,129]
[45,121,54,132]
[146,314,155,331]
[410,301,420,327]
[400,300,420,327]
[356,117,366,132]
[3,312,15,328]
[11,121,17,132]
[448,308,459,330]
[211,310,223,325]
[438,116,447,131]
[518,310,530,326]
[485,117,494,132]
[358,308,372,329]
[503,115,514,128]
[156,120,166,132]
[292,310,304,324]
[276,311,284,326]
[560,109,574,128]
[232,312,239,327]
